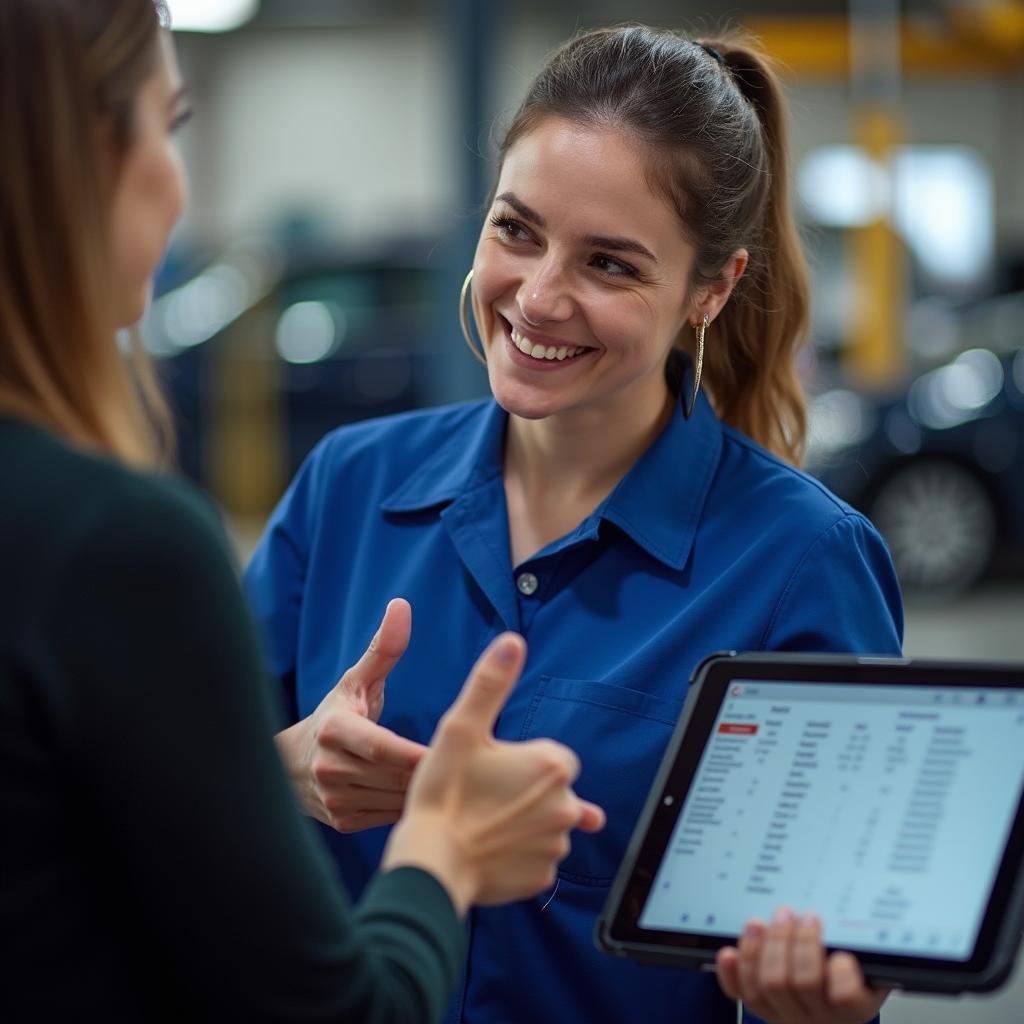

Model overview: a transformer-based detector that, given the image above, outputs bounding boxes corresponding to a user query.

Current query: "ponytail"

[702,36,809,464]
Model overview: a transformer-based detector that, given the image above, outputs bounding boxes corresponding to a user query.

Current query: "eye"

[490,214,533,244]
[591,254,639,278]
[169,108,193,134]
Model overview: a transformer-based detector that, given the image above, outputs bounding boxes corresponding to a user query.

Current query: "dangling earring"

[682,314,708,420]
[459,269,487,367]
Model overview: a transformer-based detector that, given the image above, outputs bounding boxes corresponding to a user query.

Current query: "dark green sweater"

[0,419,464,1021]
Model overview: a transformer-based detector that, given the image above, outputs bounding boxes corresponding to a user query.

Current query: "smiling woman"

[476,122,703,422]
[246,23,904,1024]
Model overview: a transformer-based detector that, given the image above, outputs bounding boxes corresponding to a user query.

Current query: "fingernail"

[772,907,793,924]
[743,920,764,940]
[801,912,820,928]
[494,635,519,664]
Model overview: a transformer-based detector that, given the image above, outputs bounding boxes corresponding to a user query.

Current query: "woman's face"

[472,117,700,422]
[108,33,189,328]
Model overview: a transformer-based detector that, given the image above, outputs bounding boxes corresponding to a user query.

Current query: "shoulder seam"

[720,424,849,514]
[757,510,860,651]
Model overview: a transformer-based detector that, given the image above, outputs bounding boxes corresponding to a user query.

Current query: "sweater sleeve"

[33,476,464,1022]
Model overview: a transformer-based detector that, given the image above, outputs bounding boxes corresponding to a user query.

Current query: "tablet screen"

[639,680,1024,961]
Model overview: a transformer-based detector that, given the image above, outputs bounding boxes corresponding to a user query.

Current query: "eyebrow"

[495,192,544,226]
[581,233,658,264]
[494,190,659,264]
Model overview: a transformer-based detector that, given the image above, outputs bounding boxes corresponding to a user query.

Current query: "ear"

[689,248,748,326]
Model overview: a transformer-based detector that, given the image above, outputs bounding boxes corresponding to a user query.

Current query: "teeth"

[510,326,587,363]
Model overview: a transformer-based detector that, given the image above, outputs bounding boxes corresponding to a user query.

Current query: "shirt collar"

[598,390,722,569]
[380,393,722,571]
[380,400,506,512]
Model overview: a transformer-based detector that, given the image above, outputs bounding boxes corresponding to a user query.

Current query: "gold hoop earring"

[459,269,487,367]
[683,314,708,420]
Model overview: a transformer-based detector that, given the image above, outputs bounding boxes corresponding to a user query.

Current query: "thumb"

[443,633,526,738]
[575,799,606,834]
[369,598,412,663]
[338,597,411,701]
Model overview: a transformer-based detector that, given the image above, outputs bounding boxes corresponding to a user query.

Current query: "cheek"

[472,245,520,318]
[112,149,186,282]
[580,289,662,354]
[165,148,188,223]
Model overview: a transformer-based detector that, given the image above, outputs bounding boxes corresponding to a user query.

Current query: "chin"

[115,283,154,330]
[489,379,563,422]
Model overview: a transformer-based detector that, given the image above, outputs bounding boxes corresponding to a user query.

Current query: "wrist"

[274,719,316,813]
[274,719,303,776]
[382,814,478,918]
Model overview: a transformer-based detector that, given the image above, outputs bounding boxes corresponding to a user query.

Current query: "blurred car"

[806,347,1024,598]
[142,239,474,513]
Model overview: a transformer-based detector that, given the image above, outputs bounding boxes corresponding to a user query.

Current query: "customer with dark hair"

[0,2,602,1020]
[247,23,901,1024]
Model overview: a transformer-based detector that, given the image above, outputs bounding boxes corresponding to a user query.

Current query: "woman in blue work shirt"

[246,25,900,1024]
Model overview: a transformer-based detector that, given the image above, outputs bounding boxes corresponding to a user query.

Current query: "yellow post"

[845,107,906,387]
[205,305,284,526]
[843,0,906,390]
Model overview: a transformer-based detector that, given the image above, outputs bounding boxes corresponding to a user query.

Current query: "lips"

[500,316,595,365]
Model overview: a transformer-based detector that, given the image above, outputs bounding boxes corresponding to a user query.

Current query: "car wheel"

[869,460,997,597]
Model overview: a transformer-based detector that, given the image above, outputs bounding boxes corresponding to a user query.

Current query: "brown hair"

[497,25,810,464]
[0,0,173,466]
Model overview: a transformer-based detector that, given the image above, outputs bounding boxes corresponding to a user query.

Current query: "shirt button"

[516,571,539,596]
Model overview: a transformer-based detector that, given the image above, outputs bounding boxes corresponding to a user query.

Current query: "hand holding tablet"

[715,908,889,1023]
[599,654,1024,996]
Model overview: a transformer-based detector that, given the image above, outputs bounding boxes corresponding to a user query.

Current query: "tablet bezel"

[598,653,1024,994]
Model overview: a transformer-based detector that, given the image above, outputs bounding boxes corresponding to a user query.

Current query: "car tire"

[868,459,997,598]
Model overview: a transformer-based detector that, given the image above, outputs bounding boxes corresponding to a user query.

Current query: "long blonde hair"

[0,0,173,467]
[496,25,809,464]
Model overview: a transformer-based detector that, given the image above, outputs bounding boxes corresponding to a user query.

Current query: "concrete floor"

[884,585,1024,1024]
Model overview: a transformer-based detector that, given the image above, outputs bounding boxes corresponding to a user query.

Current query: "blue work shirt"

[245,393,902,1024]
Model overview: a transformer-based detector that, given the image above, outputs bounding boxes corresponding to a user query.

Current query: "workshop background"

[153,3,1024,1020]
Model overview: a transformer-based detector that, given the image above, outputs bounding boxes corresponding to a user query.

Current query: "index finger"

[445,633,526,736]
[340,712,428,770]
[790,912,828,1016]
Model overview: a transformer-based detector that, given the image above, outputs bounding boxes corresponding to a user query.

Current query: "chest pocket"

[519,676,684,885]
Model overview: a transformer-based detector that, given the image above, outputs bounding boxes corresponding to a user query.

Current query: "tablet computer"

[597,653,1024,994]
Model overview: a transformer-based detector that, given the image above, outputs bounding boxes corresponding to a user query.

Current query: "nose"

[517,257,573,326]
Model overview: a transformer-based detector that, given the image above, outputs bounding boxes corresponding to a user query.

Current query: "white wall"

[175,24,456,246]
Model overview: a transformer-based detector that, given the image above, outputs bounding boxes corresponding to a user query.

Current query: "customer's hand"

[382,632,605,915]
[274,598,427,832]
[716,909,890,1024]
